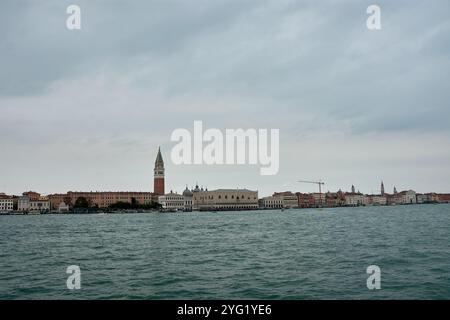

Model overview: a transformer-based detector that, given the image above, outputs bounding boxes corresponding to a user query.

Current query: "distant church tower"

[351,185,355,194]
[381,181,385,195]
[154,147,165,195]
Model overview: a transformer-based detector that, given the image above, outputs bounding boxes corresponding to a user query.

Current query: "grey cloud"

[0,0,450,195]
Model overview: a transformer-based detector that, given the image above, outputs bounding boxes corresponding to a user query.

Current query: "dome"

[183,186,193,197]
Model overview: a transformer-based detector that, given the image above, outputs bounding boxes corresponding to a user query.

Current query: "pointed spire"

[155,146,164,165]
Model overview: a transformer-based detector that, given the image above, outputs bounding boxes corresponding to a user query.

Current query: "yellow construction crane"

[298,180,325,207]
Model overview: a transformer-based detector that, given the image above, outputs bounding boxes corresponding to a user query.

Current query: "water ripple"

[0,204,449,299]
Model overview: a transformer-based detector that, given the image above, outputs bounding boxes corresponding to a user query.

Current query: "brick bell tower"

[154,146,165,195]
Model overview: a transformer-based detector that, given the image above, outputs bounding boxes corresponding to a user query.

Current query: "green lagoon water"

[0,204,449,299]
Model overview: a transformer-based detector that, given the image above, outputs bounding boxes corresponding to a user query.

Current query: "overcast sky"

[1,0,450,197]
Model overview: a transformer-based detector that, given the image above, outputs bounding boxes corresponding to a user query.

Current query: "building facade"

[17,196,30,212]
[0,195,13,212]
[312,193,326,206]
[387,193,402,205]
[30,199,50,213]
[158,191,185,211]
[426,193,439,203]
[325,191,346,207]
[296,193,315,208]
[18,194,50,213]
[368,195,387,206]
[437,193,450,203]
[58,202,70,213]
[22,191,41,201]
[345,193,365,206]
[400,190,417,204]
[48,194,68,210]
[259,196,284,209]
[193,189,258,211]
[272,191,298,208]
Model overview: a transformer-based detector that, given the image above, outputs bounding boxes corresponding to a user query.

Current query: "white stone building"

[193,188,258,211]
[17,196,30,212]
[158,191,185,211]
[345,193,365,206]
[416,194,427,204]
[0,196,14,212]
[58,202,70,213]
[369,195,387,206]
[259,196,284,209]
[17,196,50,213]
[400,190,417,204]
[30,199,50,213]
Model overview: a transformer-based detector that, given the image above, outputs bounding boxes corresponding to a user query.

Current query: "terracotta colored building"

[296,192,316,208]
[326,191,346,207]
[22,191,41,201]
[438,194,450,203]
[425,193,439,202]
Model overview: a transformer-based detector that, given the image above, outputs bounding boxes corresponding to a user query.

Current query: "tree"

[108,200,162,210]
[109,201,132,210]
[74,197,89,208]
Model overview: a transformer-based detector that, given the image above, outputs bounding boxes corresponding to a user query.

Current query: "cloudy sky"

[1,0,450,197]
